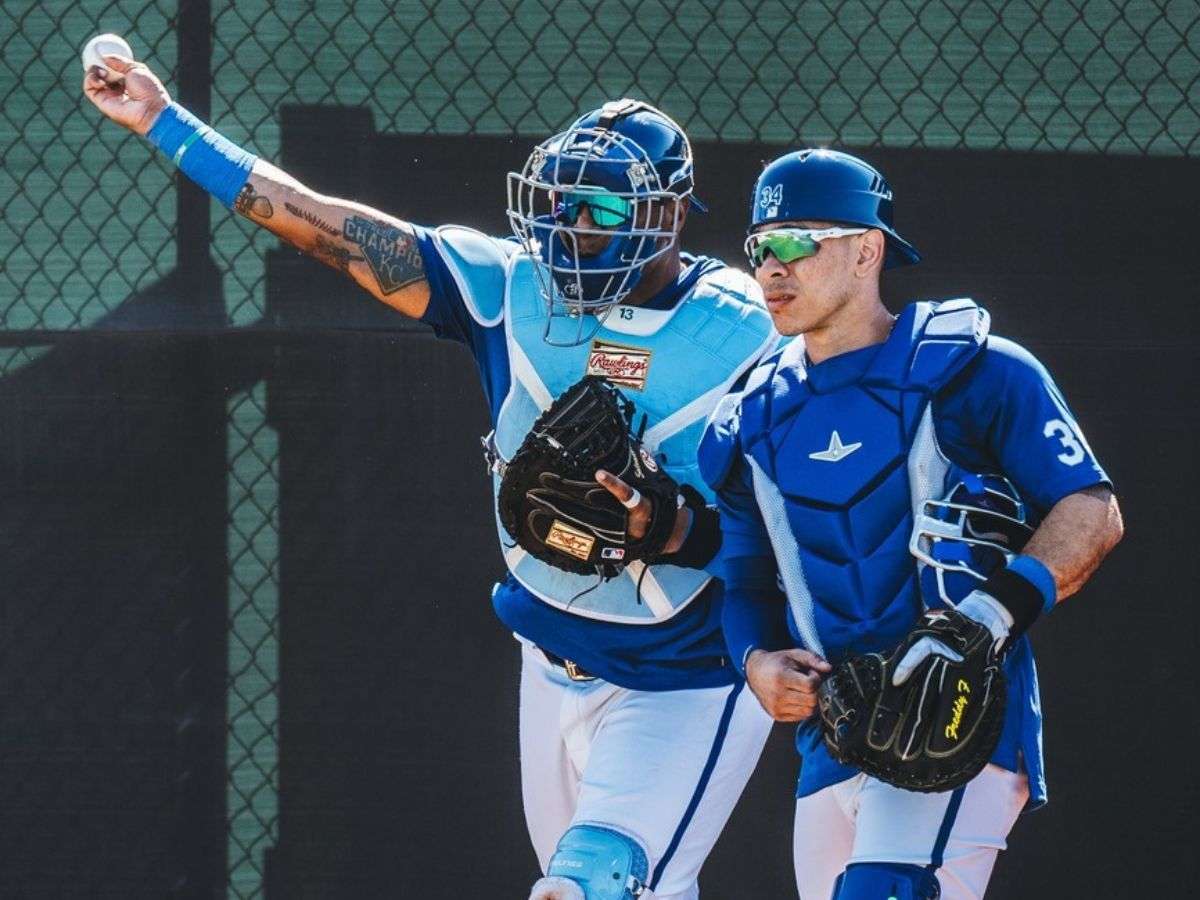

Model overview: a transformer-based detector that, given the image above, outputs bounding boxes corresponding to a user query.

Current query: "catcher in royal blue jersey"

[700,149,1124,898]
[86,50,780,900]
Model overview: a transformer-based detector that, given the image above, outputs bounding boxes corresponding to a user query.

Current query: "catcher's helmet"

[749,149,920,269]
[910,473,1034,607]
[507,98,702,345]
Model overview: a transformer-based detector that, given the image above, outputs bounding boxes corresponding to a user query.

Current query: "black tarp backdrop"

[0,329,232,892]
[0,101,1191,898]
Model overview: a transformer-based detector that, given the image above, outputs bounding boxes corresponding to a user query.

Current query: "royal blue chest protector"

[720,300,988,660]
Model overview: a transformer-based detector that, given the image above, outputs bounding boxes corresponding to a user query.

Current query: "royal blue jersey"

[713,315,1110,805]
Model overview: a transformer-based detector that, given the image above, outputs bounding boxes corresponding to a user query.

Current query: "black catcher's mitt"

[497,376,680,578]
[817,608,1007,793]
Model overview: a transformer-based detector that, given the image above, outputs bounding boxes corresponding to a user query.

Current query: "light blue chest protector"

[720,299,989,658]
[489,252,777,624]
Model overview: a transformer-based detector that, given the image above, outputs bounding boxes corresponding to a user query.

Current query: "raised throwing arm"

[83,50,431,319]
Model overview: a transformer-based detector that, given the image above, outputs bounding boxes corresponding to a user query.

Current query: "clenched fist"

[82,53,170,135]
[745,647,832,722]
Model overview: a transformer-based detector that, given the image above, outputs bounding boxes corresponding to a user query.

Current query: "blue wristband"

[1007,554,1057,614]
[147,103,256,209]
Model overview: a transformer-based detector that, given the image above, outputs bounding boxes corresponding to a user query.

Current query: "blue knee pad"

[832,862,941,900]
[546,824,649,900]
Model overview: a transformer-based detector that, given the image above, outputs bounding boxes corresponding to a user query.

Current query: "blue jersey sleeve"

[413,224,514,340]
[935,336,1112,515]
[412,225,470,343]
[713,455,792,675]
[412,224,516,422]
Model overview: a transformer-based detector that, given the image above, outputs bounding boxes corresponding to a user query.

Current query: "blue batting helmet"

[507,98,702,345]
[749,149,920,269]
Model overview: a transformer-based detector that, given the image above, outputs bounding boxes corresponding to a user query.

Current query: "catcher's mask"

[506,98,703,346]
[910,473,1034,606]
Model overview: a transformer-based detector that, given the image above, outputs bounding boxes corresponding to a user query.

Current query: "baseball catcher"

[701,149,1124,899]
[86,56,781,900]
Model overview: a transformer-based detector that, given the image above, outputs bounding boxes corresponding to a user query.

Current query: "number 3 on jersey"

[1044,418,1085,466]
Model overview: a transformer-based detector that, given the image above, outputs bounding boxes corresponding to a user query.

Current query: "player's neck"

[623,249,682,308]
[804,293,894,365]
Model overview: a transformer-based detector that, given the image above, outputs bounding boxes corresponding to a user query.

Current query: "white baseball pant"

[519,641,774,899]
[793,763,1030,899]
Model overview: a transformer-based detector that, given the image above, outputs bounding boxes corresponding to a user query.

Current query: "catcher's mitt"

[497,376,680,578]
[816,608,1006,793]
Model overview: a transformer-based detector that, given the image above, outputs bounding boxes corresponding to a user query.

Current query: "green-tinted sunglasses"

[555,185,632,228]
[744,226,868,268]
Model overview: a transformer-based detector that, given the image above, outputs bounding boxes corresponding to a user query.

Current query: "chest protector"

[492,254,776,624]
[734,300,988,659]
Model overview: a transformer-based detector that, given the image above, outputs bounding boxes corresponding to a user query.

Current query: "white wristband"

[957,590,1014,644]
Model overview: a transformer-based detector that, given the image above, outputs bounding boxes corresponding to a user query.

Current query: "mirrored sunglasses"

[554,186,632,228]
[744,227,868,268]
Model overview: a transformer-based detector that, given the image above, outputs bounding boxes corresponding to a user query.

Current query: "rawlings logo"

[944,679,971,741]
[587,339,652,391]
[545,519,595,561]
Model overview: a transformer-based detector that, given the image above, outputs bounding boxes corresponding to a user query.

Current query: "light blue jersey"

[414,225,778,690]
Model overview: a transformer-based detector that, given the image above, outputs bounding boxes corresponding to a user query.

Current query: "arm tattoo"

[284,201,341,237]
[234,182,274,219]
[341,215,425,295]
[313,235,364,275]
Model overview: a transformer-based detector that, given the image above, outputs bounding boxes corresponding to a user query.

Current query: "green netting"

[3,1,1195,329]
[226,381,280,900]
[1,1,177,333]
[209,0,1200,152]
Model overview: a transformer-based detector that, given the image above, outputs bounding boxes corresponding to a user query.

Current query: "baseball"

[81,33,132,84]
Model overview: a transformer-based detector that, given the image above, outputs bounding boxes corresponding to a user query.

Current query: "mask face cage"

[507,124,689,346]
[909,474,1035,607]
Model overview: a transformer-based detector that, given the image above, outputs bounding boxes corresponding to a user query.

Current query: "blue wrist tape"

[1008,554,1057,613]
[147,103,256,209]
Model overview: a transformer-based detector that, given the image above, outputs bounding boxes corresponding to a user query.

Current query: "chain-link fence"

[1,1,1196,896]
[5,2,1198,332]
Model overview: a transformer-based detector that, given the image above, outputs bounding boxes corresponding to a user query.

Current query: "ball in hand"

[82,33,132,85]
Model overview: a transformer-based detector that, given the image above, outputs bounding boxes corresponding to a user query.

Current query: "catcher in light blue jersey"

[700,150,1124,899]
[88,53,777,899]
